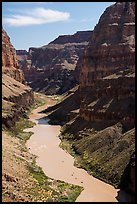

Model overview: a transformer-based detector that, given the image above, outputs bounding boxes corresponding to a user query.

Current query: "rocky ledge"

[2,74,34,128]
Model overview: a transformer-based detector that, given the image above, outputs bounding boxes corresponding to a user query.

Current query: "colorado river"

[25,100,118,202]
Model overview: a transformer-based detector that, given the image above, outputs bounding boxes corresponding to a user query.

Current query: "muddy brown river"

[25,103,119,202]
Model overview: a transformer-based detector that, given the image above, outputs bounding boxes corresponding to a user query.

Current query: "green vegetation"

[28,94,46,111]
[28,160,49,185]
[59,137,76,157]
[3,92,83,202]
[5,92,46,142]
[59,126,135,189]
[8,117,35,146]
[13,118,34,137]
[59,133,118,187]
[56,184,83,202]
[28,159,83,202]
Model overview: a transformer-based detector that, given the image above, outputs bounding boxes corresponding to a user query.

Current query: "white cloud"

[3,7,70,26]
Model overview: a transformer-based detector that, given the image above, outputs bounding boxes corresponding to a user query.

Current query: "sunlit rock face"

[77,2,135,88]
[2,28,25,83]
[76,2,135,126]
[2,28,34,128]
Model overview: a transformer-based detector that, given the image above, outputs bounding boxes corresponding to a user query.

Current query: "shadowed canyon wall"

[77,2,135,197]
[16,31,92,95]
[48,2,135,199]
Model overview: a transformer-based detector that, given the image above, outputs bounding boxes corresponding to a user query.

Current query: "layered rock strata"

[77,2,135,196]
[79,70,135,132]
[17,31,92,95]
[78,2,135,197]
[48,2,135,199]
[77,2,135,88]
[77,2,135,129]
[2,74,34,128]
[2,29,25,83]
[2,28,34,128]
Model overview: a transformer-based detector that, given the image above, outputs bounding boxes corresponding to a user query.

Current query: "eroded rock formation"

[76,2,135,127]
[2,74,34,128]
[48,2,135,199]
[79,71,135,132]
[2,29,25,83]
[2,28,34,128]
[77,3,135,197]
[77,2,135,88]
[17,31,92,95]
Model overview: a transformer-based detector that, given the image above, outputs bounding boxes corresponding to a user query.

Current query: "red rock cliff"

[2,28,34,128]
[2,28,25,83]
[78,2,135,88]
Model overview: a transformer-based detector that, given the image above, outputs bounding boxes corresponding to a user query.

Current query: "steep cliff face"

[78,2,135,125]
[79,71,135,132]
[77,2,135,87]
[48,2,135,199]
[2,29,18,68]
[76,2,135,196]
[17,31,92,95]
[2,29,25,83]
[2,28,34,128]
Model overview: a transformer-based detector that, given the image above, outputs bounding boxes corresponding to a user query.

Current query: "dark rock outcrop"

[118,152,135,195]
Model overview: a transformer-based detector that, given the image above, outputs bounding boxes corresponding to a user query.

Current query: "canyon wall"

[2,28,34,128]
[77,2,135,197]
[79,71,135,131]
[2,29,25,83]
[17,31,92,95]
[49,2,135,199]
[77,2,135,126]
[2,29,18,68]
[76,2,135,88]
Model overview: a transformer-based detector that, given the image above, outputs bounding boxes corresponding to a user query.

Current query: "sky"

[2,2,115,51]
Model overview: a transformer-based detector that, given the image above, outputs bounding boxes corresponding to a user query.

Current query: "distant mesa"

[16,30,92,95]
